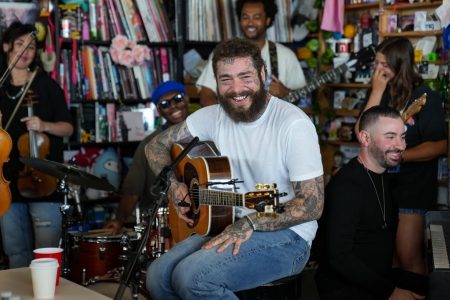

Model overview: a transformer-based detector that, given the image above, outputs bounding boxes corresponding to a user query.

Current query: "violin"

[0,113,12,216]
[17,91,58,198]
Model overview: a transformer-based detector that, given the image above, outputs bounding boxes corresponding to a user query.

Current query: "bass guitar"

[169,143,284,243]
[284,45,376,105]
[401,93,427,123]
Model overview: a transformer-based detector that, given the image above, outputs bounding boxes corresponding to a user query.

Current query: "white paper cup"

[29,258,59,299]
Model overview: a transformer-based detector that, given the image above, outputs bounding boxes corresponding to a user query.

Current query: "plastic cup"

[33,247,63,285]
[29,258,58,299]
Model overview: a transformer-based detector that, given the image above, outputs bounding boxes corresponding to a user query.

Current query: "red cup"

[33,247,63,285]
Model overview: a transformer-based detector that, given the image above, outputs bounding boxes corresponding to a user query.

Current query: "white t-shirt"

[186,97,323,244]
[196,40,306,93]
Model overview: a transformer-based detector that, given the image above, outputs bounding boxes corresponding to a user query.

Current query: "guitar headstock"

[244,183,283,213]
[402,93,427,122]
[346,45,376,70]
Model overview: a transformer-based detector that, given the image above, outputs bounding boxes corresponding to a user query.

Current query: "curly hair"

[376,37,423,111]
[212,38,267,78]
[235,0,278,28]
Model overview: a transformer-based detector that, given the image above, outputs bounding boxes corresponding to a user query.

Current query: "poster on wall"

[0,2,39,39]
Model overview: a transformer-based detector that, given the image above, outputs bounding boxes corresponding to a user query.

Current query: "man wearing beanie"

[106,81,189,235]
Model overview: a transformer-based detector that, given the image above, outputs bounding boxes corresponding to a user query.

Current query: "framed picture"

[0,2,39,39]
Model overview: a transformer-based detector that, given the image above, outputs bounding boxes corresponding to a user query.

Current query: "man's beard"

[368,143,401,169]
[217,87,268,123]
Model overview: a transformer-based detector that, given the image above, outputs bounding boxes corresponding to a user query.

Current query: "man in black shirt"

[316,106,424,300]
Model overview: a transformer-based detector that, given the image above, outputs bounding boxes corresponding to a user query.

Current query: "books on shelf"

[58,0,173,42]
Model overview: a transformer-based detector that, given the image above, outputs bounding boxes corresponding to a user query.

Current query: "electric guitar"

[284,45,376,105]
[401,93,427,123]
[169,143,284,243]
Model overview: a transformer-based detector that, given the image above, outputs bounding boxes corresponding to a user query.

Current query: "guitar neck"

[285,63,349,104]
[199,189,245,207]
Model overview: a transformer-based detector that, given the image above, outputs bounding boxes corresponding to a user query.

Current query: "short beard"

[217,87,268,123]
[368,143,400,169]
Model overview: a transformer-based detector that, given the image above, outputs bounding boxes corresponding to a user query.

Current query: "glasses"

[158,93,185,109]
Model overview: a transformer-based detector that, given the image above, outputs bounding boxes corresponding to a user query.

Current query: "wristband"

[244,215,256,231]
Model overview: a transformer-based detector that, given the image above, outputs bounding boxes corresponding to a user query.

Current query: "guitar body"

[169,143,234,243]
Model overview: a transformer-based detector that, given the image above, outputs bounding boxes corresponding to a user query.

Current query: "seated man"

[316,106,425,300]
[106,81,189,234]
[145,38,323,299]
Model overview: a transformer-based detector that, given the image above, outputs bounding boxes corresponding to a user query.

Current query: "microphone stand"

[114,137,199,300]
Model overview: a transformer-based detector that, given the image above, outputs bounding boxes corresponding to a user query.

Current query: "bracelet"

[244,215,256,231]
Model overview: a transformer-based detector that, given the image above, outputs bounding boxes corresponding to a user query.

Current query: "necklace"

[365,168,388,229]
[5,85,25,100]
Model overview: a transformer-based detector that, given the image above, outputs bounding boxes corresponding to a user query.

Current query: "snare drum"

[69,232,124,285]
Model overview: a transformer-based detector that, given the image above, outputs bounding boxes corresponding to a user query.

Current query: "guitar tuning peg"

[255,183,263,190]
[263,184,271,190]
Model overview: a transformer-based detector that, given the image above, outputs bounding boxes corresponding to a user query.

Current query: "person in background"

[196,0,306,106]
[145,38,323,300]
[0,22,73,268]
[316,106,425,300]
[105,81,189,234]
[357,37,447,297]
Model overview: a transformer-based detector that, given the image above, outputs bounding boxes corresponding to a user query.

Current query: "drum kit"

[20,157,172,300]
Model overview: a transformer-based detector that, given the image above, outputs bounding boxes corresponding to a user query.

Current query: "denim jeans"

[146,229,310,300]
[0,202,62,268]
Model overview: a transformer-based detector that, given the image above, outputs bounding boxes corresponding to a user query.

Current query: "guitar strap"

[268,41,278,78]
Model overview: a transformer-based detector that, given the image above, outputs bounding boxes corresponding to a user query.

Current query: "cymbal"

[20,157,115,191]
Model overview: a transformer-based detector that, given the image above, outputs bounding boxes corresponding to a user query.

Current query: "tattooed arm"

[144,121,196,224]
[202,175,324,255]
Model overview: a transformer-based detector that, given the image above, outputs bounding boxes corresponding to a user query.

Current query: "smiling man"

[105,81,189,234]
[196,0,306,106]
[316,106,425,300]
[145,38,323,300]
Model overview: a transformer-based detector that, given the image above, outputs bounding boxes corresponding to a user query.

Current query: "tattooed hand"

[168,180,193,225]
[202,217,253,255]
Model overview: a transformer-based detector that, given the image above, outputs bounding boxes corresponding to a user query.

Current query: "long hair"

[376,37,423,110]
[0,21,39,74]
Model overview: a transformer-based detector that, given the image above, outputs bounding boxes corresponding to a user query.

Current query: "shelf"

[382,1,442,11]
[326,83,371,89]
[345,2,379,10]
[62,39,177,48]
[380,30,443,38]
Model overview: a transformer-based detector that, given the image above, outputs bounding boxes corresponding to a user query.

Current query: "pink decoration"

[109,35,151,67]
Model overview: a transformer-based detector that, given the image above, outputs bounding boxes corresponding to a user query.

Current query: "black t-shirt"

[0,71,73,202]
[316,158,397,299]
[380,84,447,209]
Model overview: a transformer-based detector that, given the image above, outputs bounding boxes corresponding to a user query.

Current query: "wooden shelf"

[380,30,443,38]
[326,83,371,89]
[345,2,379,10]
[382,1,442,11]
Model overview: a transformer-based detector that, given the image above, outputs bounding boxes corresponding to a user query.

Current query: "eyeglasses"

[157,93,185,109]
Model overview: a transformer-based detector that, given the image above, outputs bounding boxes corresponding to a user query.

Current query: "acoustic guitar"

[169,143,283,243]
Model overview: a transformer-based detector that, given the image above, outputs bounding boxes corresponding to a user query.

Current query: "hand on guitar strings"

[169,180,194,226]
[202,217,254,256]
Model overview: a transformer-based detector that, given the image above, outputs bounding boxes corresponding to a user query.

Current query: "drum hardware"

[113,136,200,300]
[19,157,116,280]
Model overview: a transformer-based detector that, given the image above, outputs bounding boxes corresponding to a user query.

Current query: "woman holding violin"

[0,22,73,268]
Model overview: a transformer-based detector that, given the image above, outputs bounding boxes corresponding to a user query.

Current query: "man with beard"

[196,0,306,106]
[315,106,424,300]
[144,38,324,300]
[105,81,189,235]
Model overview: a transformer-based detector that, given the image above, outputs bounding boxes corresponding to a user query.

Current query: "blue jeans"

[0,202,62,268]
[146,229,310,300]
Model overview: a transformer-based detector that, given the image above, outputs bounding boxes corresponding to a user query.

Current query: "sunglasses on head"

[157,93,185,109]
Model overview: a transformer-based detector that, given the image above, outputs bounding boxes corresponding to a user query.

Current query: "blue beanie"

[151,81,186,104]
